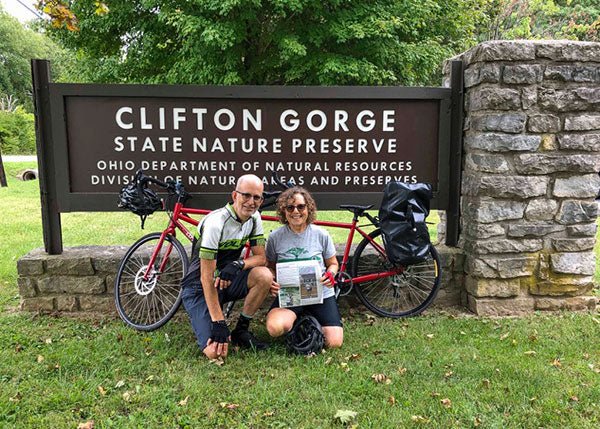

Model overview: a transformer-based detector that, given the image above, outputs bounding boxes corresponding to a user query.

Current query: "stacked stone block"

[18,244,463,315]
[448,40,600,315]
[17,246,128,314]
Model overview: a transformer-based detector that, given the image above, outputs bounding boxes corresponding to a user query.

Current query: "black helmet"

[285,315,325,355]
[118,179,163,228]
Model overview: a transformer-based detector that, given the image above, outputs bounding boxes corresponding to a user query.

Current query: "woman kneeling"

[265,187,343,348]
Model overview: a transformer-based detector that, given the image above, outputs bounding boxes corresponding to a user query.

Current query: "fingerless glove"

[210,320,230,343]
[219,261,243,281]
[323,271,336,284]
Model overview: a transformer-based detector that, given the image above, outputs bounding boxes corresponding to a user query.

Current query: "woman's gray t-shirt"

[266,224,337,299]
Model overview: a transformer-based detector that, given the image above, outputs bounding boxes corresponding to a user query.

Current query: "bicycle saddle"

[339,204,373,216]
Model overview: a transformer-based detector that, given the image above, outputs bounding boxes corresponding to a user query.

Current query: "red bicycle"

[115,171,441,331]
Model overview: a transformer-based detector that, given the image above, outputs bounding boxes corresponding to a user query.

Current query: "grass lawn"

[0,161,599,428]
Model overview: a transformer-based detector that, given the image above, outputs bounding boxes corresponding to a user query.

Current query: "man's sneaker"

[231,329,269,351]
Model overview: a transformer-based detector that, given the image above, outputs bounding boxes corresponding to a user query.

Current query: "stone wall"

[445,40,600,315]
[17,245,465,314]
[18,247,127,314]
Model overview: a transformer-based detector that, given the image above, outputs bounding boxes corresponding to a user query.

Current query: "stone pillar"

[447,40,600,315]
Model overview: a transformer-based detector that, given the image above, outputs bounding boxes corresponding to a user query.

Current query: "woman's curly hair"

[276,187,317,225]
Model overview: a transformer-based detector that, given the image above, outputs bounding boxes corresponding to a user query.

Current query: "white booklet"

[276,259,323,308]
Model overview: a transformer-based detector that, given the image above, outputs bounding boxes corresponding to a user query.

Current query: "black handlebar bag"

[378,182,433,265]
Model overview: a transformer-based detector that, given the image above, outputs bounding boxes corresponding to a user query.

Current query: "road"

[2,155,37,162]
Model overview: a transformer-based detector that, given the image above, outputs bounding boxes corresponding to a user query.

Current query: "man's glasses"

[235,190,264,203]
[285,204,307,213]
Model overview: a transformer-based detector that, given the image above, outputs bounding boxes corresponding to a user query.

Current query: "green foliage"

[479,0,599,42]
[0,109,36,155]
[0,6,67,112]
[47,0,488,86]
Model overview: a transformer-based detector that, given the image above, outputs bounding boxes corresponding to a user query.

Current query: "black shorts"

[181,269,250,350]
[269,296,343,327]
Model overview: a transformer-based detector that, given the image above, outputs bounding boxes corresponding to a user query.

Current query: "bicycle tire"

[115,232,188,331]
[350,228,441,318]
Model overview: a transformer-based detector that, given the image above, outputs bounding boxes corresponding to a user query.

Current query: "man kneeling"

[181,174,272,359]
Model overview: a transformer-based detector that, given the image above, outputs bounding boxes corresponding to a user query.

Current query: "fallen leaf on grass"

[388,396,396,406]
[551,358,562,368]
[340,362,350,372]
[145,375,155,382]
[14,344,23,353]
[371,373,392,384]
[77,421,94,429]
[210,357,225,366]
[263,411,274,417]
[9,392,22,402]
[37,355,44,363]
[524,350,536,356]
[441,398,452,408]
[499,332,510,340]
[178,396,189,406]
[474,417,482,427]
[430,391,440,398]
[444,371,453,378]
[569,396,579,402]
[45,338,52,344]
[122,391,132,402]
[426,334,434,339]
[588,363,600,373]
[220,402,239,410]
[325,357,333,364]
[97,386,106,396]
[398,367,407,375]
[346,353,361,361]
[411,415,430,424]
[334,409,357,424]
[115,380,125,388]
[481,379,491,389]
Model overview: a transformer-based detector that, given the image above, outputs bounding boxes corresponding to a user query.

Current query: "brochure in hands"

[276,260,323,308]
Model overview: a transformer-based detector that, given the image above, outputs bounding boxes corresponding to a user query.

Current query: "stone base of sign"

[18,243,597,317]
[17,244,466,316]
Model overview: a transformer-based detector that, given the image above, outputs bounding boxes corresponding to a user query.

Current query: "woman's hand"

[270,280,281,297]
[320,271,336,288]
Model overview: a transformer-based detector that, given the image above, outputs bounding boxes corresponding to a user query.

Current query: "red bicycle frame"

[143,199,403,284]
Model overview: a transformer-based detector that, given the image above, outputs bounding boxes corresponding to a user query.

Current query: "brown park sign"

[67,97,439,193]
[32,60,464,253]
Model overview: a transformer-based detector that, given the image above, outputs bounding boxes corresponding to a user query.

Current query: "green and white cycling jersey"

[182,203,265,285]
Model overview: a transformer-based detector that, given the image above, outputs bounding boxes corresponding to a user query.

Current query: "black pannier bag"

[378,182,433,265]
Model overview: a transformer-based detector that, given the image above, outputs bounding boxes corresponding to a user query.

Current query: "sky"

[1,0,42,23]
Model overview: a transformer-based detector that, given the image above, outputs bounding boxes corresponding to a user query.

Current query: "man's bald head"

[236,174,263,191]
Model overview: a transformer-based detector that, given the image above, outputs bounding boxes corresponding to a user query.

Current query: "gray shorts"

[181,269,250,350]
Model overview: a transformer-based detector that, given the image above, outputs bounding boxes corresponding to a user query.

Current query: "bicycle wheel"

[115,232,188,331]
[350,229,441,318]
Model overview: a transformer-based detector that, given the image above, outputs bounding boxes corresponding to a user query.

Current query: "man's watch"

[235,260,246,270]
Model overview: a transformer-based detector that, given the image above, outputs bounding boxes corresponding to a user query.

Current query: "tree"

[0,5,67,111]
[478,0,599,42]
[44,0,488,87]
